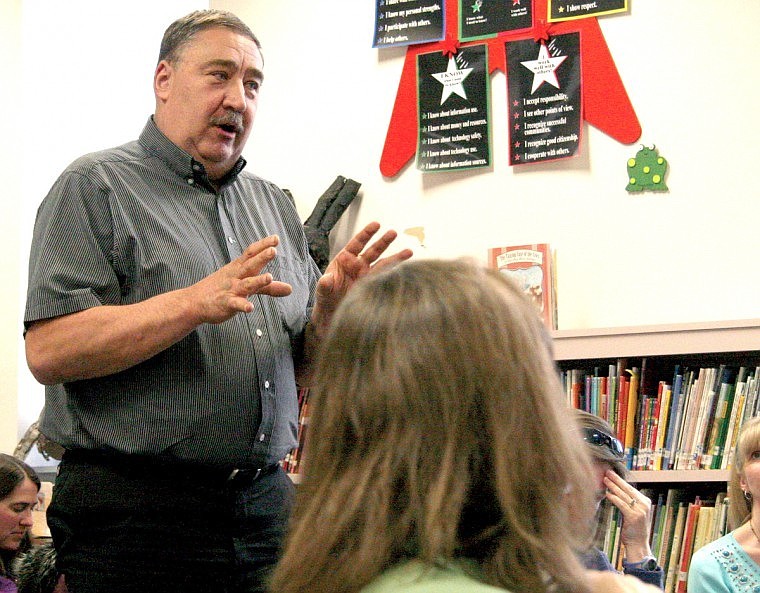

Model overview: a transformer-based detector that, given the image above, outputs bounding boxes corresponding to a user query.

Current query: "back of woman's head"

[728,416,760,530]
[0,454,40,500]
[272,259,594,593]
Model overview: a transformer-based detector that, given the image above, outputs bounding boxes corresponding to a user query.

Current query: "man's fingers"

[240,266,292,298]
[240,235,278,254]
[258,280,292,297]
[339,221,382,258]
[356,228,400,264]
[237,236,280,274]
[227,236,292,298]
[367,248,414,272]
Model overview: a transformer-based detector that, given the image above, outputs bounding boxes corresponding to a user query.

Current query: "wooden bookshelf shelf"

[629,469,729,484]
[552,318,760,361]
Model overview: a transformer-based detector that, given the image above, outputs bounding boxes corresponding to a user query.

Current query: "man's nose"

[224,80,247,113]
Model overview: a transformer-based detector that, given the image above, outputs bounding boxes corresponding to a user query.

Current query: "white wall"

[5,0,203,452]
[1,0,23,453]
[4,1,759,449]
[217,0,760,331]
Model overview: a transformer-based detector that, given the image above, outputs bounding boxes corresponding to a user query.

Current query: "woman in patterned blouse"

[688,416,760,592]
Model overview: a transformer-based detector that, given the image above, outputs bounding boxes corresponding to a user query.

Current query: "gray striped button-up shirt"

[25,118,320,468]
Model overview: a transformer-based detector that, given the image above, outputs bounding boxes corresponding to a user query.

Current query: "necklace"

[750,516,760,544]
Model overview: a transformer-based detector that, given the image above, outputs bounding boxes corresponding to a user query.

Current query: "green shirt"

[360,560,512,593]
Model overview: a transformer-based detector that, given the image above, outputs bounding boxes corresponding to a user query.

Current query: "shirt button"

[259,433,266,442]
[228,236,237,244]
[255,329,263,337]
[264,381,270,389]
[187,178,194,185]
[192,164,201,171]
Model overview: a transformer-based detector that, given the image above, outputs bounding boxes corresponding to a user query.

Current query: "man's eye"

[212,71,229,81]
[245,80,260,93]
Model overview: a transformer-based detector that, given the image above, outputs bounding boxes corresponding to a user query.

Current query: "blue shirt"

[688,532,760,593]
[25,118,320,468]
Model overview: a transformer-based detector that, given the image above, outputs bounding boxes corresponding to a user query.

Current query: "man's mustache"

[210,112,244,134]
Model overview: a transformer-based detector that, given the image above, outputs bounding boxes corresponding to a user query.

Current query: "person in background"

[23,9,410,593]
[574,410,664,588]
[270,259,661,593]
[0,455,40,593]
[687,415,760,592]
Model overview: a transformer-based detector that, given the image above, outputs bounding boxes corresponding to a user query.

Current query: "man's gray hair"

[158,9,261,64]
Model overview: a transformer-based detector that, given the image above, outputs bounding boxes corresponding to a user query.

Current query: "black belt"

[63,449,279,485]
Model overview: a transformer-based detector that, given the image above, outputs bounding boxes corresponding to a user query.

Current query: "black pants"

[48,451,295,593]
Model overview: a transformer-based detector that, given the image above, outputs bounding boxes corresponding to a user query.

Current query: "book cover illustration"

[488,243,556,329]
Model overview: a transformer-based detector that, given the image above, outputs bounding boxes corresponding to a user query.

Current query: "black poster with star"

[373,0,445,48]
[506,32,581,166]
[417,44,491,172]
[460,0,533,41]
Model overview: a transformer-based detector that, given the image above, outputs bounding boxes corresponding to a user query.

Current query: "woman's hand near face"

[603,469,653,562]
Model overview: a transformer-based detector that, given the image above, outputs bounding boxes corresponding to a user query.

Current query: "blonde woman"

[688,415,760,592]
[271,259,660,593]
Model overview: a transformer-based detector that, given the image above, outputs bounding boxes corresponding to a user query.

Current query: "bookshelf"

[553,318,760,486]
[554,319,759,590]
[627,468,727,484]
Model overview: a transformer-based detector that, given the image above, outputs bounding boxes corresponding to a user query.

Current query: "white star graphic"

[431,56,474,105]
[520,43,567,94]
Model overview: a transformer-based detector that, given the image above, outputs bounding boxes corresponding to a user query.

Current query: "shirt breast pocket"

[269,255,311,338]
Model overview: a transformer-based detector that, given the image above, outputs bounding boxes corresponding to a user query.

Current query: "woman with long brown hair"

[271,259,659,593]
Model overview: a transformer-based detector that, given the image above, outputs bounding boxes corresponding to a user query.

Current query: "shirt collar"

[139,116,247,191]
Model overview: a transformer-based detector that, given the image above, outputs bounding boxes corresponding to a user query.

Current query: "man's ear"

[154,61,173,100]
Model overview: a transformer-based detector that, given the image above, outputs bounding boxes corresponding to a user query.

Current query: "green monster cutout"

[626,145,668,192]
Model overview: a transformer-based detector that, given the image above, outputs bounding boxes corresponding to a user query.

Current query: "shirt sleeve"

[25,165,119,326]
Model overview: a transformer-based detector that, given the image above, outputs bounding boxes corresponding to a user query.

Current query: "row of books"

[600,488,728,593]
[562,360,760,470]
